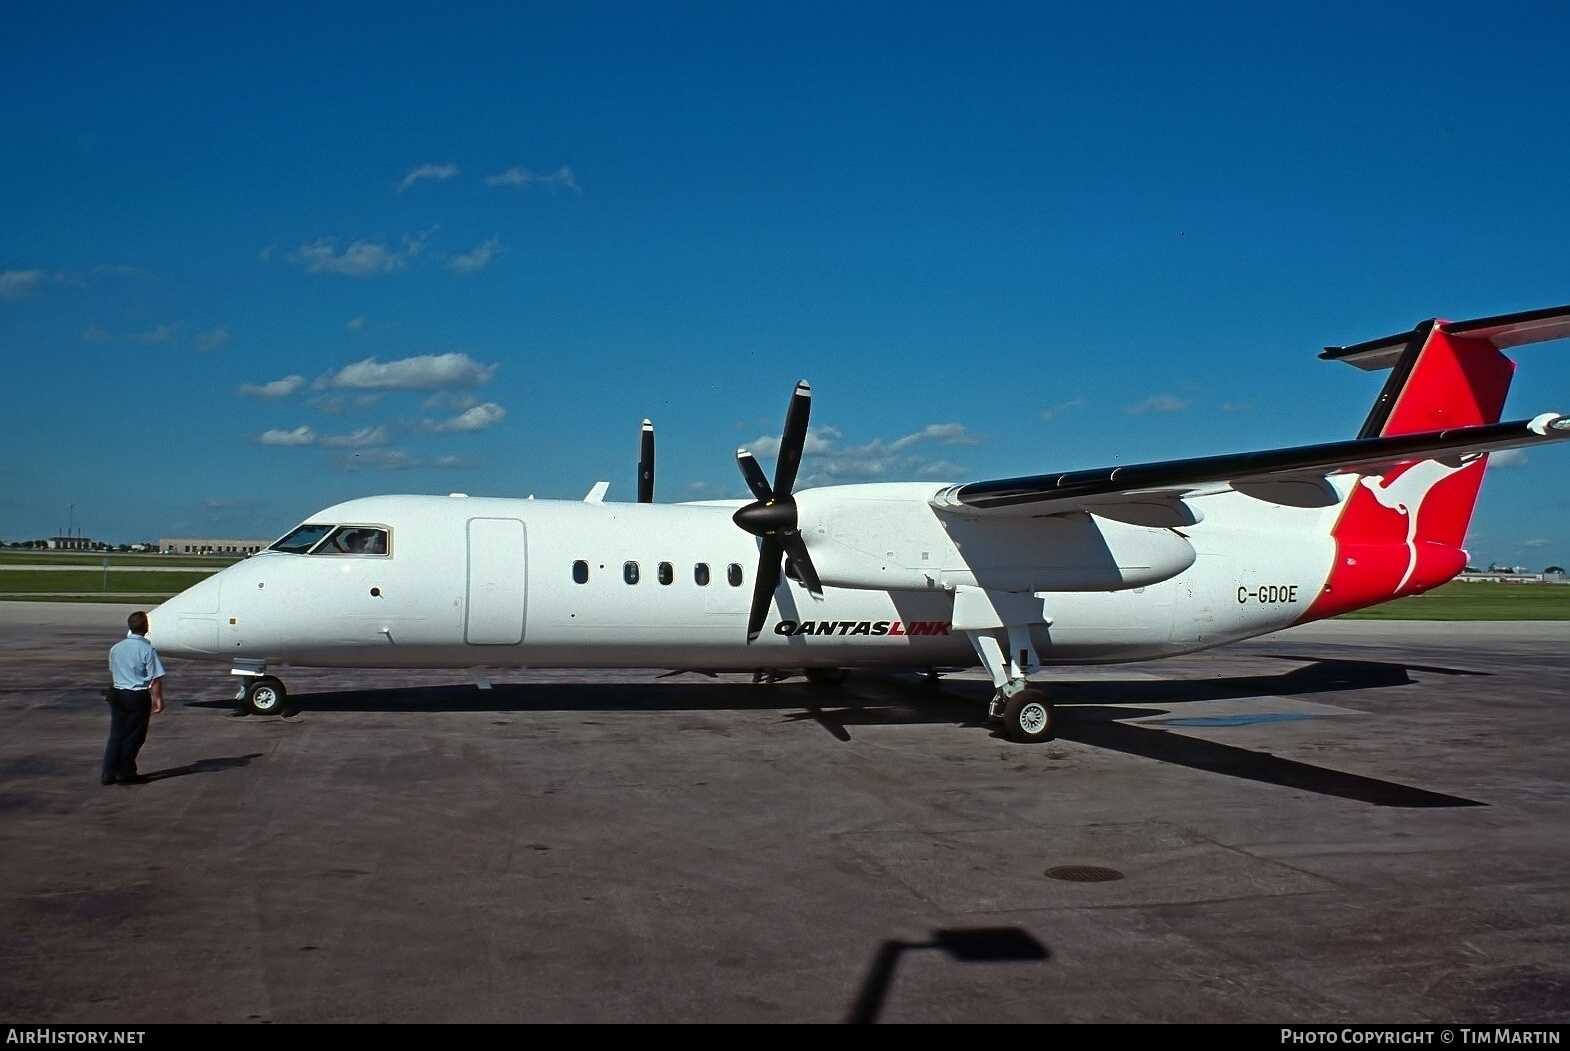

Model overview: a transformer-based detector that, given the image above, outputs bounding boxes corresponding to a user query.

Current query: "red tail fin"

[1302,321,1515,619]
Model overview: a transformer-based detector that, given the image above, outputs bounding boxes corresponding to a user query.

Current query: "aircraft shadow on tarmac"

[187,655,1485,808]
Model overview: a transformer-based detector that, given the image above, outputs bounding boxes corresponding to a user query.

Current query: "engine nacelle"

[794,483,1195,593]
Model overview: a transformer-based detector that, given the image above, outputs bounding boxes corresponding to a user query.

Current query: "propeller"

[733,380,823,642]
[637,419,655,503]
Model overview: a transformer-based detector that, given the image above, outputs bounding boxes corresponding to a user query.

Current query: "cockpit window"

[271,524,334,554]
[317,526,390,556]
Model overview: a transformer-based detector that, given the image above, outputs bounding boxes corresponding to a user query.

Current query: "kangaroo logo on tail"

[1358,454,1482,590]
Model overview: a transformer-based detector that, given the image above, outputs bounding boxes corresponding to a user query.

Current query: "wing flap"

[933,414,1570,516]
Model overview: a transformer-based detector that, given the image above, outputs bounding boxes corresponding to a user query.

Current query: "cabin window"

[316,526,390,556]
[624,561,640,585]
[271,523,334,554]
[727,562,744,587]
[572,560,589,584]
[658,562,674,585]
[694,562,710,586]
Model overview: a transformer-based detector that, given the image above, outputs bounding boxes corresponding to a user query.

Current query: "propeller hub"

[733,498,797,537]
[731,379,823,639]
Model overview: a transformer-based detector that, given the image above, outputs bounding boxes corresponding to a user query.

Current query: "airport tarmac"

[1,602,1566,1023]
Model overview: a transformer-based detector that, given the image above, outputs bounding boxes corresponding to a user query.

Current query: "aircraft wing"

[931,413,1570,521]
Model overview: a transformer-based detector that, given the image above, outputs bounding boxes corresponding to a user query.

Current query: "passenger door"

[466,518,527,645]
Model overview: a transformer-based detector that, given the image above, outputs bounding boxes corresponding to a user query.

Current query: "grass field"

[1339,581,1570,620]
[0,551,239,568]
[0,569,214,599]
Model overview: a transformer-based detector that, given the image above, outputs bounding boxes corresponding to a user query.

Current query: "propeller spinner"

[732,380,823,642]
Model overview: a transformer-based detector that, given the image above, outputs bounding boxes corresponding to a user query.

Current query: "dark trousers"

[103,688,151,782]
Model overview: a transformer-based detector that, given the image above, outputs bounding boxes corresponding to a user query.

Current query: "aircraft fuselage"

[148,482,1350,672]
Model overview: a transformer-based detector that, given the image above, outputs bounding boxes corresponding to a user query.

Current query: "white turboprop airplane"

[148,306,1570,742]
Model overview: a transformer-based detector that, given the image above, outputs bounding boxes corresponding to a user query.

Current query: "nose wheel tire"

[1003,689,1054,743]
[243,676,288,716]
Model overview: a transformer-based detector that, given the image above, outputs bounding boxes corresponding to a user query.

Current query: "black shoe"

[101,776,116,786]
[116,775,150,786]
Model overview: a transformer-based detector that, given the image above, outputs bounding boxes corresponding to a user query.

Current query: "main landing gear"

[968,627,1055,744]
[233,662,289,716]
[998,688,1055,743]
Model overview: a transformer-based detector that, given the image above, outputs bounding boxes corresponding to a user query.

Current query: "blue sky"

[2,1,1567,568]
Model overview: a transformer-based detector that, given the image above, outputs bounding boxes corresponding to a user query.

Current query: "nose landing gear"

[233,668,289,716]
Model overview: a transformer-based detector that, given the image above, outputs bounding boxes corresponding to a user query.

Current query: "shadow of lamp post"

[847,927,1048,1024]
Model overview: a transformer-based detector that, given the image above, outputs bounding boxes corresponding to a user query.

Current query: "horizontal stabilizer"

[1323,304,1570,371]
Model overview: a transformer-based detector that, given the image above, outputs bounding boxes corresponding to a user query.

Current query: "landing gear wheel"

[244,676,288,716]
[804,667,849,688]
[1003,689,1054,743]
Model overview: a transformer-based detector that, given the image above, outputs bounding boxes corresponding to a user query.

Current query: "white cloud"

[134,323,179,344]
[747,424,842,459]
[446,237,503,275]
[1490,448,1528,468]
[398,162,458,192]
[421,392,477,410]
[318,425,389,448]
[289,232,428,276]
[337,449,420,471]
[486,165,580,191]
[747,422,978,483]
[1125,394,1190,415]
[82,323,112,343]
[239,375,306,399]
[1038,397,1084,422]
[885,423,980,452]
[1222,401,1252,413]
[1520,538,1552,548]
[194,326,231,351]
[335,450,478,471]
[308,393,383,414]
[257,426,317,446]
[257,423,389,448]
[421,402,507,433]
[0,270,45,300]
[318,352,497,390]
[344,315,368,332]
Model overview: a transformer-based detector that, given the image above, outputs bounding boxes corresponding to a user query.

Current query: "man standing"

[103,610,165,786]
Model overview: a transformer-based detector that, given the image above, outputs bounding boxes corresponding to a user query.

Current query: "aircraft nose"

[144,570,225,657]
[145,600,183,654]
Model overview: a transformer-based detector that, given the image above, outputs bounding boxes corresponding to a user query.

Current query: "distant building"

[46,536,93,551]
[159,537,274,556]
[1456,568,1562,584]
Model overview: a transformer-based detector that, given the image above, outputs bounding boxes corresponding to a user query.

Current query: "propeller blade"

[735,449,775,504]
[746,538,784,642]
[637,419,655,503]
[776,530,823,597]
[772,380,812,496]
